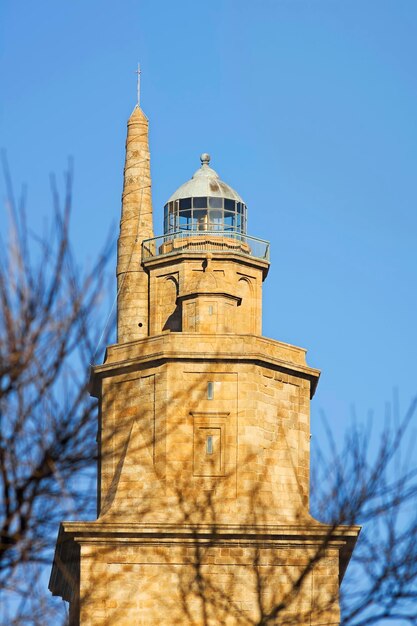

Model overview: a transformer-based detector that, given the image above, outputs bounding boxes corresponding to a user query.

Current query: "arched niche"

[160,276,182,332]
[236,276,255,334]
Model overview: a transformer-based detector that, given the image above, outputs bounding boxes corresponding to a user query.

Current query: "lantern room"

[163,153,248,235]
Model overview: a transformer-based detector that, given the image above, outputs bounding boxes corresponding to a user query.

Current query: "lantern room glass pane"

[194,209,209,231]
[209,197,223,208]
[193,197,207,209]
[224,211,234,230]
[167,202,176,232]
[224,198,235,212]
[209,209,223,230]
[179,198,191,210]
[174,202,180,230]
[179,208,192,230]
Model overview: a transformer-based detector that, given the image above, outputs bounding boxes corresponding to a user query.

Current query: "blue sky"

[1,0,416,439]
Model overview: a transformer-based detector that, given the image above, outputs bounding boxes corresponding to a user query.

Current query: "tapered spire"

[117,105,154,342]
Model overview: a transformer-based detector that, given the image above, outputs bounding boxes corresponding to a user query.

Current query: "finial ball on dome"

[200,153,211,165]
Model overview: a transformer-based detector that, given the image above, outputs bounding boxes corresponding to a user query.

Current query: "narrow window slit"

[206,435,213,455]
[207,381,214,400]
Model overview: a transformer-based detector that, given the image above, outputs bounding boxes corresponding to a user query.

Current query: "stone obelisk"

[117,105,154,342]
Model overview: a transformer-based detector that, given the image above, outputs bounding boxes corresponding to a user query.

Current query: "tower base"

[50,521,359,625]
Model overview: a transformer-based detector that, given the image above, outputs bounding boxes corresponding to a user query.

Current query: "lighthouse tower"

[50,103,359,625]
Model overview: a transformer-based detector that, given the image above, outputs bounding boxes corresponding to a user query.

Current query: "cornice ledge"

[91,346,320,398]
[59,520,360,539]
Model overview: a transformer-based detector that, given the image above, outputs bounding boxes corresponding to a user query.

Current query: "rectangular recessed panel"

[194,426,222,476]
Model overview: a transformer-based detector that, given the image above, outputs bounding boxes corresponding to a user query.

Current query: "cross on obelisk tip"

[135,63,141,107]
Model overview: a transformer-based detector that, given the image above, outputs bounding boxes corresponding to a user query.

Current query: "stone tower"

[50,103,359,625]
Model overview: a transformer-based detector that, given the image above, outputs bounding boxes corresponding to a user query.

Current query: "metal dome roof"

[167,154,245,204]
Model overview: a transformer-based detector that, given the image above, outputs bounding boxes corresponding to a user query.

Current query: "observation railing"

[142,230,270,263]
